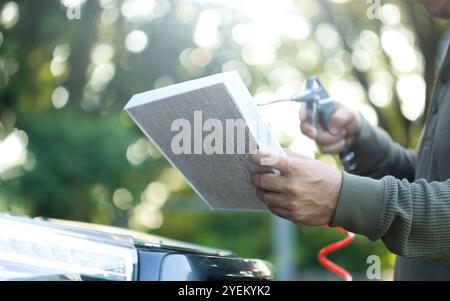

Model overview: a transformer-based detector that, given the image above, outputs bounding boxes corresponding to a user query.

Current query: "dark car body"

[0,215,274,281]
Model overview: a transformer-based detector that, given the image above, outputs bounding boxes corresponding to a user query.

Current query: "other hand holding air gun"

[260,77,359,173]
[260,77,360,281]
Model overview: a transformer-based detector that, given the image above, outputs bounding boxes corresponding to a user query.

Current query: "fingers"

[300,104,318,139]
[300,121,318,139]
[256,190,294,221]
[248,151,291,174]
[300,102,352,154]
[310,131,346,154]
[299,103,308,122]
[318,139,346,154]
[328,103,354,134]
[251,173,286,192]
[255,188,289,208]
[315,130,346,146]
[300,103,346,143]
[267,206,292,220]
[301,102,354,136]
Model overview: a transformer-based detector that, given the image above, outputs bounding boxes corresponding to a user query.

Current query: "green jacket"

[330,44,450,280]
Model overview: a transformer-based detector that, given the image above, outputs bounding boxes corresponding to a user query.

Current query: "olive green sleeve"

[349,117,416,181]
[331,173,450,259]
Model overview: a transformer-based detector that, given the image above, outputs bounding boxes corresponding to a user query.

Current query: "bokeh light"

[0,0,444,280]
[51,86,70,109]
[0,1,19,29]
[0,129,28,175]
[125,30,149,53]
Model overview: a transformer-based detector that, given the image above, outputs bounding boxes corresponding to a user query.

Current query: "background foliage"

[0,0,448,280]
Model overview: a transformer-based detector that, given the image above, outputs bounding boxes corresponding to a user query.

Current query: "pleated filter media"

[124,71,285,211]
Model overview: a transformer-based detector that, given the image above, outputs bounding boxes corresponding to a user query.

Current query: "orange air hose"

[317,226,355,281]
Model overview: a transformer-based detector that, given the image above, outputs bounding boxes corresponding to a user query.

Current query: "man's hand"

[300,102,363,154]
[249,150,342,226]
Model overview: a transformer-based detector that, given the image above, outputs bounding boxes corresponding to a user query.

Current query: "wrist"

[327,169,343,224]
[330,172,385,239]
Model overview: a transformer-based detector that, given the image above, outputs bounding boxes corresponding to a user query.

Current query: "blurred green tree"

[0,0,448,279]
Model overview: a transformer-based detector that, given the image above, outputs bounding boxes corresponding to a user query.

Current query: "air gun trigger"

[318,100,336,133]
[306,100,319,131]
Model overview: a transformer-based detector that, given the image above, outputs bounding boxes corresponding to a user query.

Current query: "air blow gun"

[259,77,357,174]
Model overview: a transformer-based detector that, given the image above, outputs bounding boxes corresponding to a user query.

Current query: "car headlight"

[0,214,138,281]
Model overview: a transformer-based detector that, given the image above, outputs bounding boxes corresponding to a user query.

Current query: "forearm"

[350,118,416,181]
[332,173,450,259]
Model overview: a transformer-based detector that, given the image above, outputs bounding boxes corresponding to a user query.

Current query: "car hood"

[36,217,234,257]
